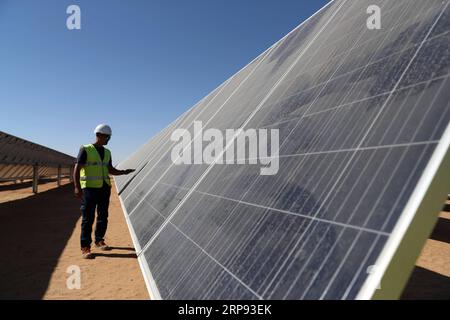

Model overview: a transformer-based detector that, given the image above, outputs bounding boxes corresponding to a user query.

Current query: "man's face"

[97,133,111,145]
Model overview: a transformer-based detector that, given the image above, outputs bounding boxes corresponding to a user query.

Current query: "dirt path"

[0,179,148,300]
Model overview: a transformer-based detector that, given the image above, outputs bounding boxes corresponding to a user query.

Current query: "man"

[73,124,135,259]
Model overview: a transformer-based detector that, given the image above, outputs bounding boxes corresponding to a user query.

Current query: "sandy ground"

[0,179,148,300]
[401,207,450,299]
[0,179,448,299]
[0,178,63,204]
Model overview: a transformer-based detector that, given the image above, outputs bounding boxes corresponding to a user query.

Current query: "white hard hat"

[94,124,112,135]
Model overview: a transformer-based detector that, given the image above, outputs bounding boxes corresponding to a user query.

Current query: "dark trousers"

[80,184,111,248]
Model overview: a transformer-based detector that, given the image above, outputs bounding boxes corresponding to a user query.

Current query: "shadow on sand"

[92,252,137,259]
[401,266,450,300]
[0,178,65,192]
[0,184,80,299]
[429,217,450,244]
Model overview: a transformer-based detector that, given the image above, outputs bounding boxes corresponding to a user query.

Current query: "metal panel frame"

[115,182,161,300]
[358,121,450,299]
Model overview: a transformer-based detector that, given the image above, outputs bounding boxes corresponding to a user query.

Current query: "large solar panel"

[116,0,450,299]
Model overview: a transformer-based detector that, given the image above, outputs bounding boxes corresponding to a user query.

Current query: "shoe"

[95,240,111,251]
[81,247,94,259]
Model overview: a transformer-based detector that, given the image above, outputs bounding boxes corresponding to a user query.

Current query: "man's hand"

[123,169,135,175]
[74,187,83,199]
[108,167,135,176]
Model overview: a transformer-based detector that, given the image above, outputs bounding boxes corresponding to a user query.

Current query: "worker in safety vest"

[73,124,135,259]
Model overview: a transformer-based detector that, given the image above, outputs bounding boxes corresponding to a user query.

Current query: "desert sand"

[0,178,148,299]
[0,179,448,299]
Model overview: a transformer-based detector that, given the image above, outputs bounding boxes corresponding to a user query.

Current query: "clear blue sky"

[0,0,330,164]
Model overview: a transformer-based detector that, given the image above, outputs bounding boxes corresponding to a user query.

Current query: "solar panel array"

[0,131,75,181]
[116,0,450,299]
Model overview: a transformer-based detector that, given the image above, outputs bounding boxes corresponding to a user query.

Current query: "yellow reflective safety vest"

[79,144,111,189]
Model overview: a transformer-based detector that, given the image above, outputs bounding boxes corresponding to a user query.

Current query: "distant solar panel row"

[0,131,75,181]
[116,0,450,299]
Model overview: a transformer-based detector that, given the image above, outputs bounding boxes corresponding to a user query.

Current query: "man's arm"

[108,166,135,176]
[73,163,83,198]
[74,146,87,198]
[107,154,134,176]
